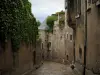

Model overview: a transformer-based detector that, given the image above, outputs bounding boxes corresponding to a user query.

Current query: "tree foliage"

[46,15,57,32]
[0,0,38,52]
[46,10,65,32]
[37,20,41,27]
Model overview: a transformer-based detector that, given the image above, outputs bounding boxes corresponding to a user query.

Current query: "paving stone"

[28,61,79,75]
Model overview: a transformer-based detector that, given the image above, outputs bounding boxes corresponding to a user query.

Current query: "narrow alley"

[1,0,100,75]
[28,61,81,75]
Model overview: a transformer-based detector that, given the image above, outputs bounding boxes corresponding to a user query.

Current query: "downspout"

[83,0,87,75]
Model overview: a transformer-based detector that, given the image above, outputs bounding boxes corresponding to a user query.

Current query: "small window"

[67,34,68,39]
[70,34,73,41]
[66,33,68,39]
[66,55,69,60]
[49,42,51,47]
[79,47,82,59]
[47,42,51,48]
[61,36,62,39]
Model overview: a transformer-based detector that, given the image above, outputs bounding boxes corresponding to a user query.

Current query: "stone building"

[66,0,100,75]
[65,10,74,64]
[38,20,49,60]
[46,11,74,64]
[51,19,66,63]
[38,11,74,64]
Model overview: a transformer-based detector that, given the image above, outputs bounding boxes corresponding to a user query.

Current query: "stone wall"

[0,40,43,75]
[13,41,43,75]
[47,14,74,64]
[14,42,33,75]
[35,40,43,65]
[39,30,48,60]
[65,10,74,64]
[66,0,100,75]
[86,3,100,75]
[0,40,13,75]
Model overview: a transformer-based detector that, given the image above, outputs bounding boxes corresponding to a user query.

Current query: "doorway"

[33,51,36,65]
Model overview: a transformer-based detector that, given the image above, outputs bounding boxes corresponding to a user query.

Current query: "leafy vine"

[0,0,39,52]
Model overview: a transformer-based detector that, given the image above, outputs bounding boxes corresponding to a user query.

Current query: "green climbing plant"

[0,0,39,52]
[46,15,57,32]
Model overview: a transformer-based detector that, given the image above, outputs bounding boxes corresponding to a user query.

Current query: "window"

[49,42,51,47]
[67,34,68,39]
[47,42,51,48]
[70,34,73,41]
[66,33,68,39]
[60,36,62,39]
[66,55,69,60]
[79,47,82,59]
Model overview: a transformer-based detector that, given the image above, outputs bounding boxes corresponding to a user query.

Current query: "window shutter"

[92,0,98,3]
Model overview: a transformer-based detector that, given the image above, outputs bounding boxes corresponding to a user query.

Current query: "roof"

[38,19,49,30]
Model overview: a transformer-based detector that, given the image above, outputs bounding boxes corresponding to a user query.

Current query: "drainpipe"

[83,0,87,75]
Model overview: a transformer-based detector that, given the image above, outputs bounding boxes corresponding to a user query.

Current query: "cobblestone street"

[28,61,80,75]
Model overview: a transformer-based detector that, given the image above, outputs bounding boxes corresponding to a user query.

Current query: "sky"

[29,0,64,22]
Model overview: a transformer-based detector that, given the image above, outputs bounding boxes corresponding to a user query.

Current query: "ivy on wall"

[0,0,39,52]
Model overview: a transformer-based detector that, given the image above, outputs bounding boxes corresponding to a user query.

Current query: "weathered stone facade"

[66,0,100,75]
[39,11,74,64]
[46,11,74,64]
[86,1,100,75]
[0,40,13,75]
[0,40,43,75]
[50,20,66,63]
[65,10,74,64]
[38,20,49,60]
[13,42,34,75]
